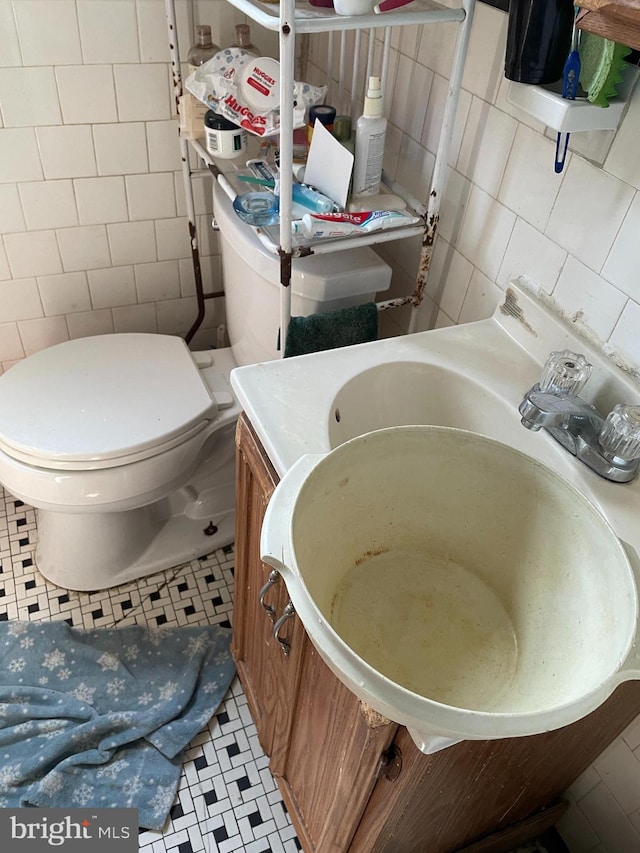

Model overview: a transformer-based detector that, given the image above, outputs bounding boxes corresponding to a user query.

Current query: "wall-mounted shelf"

[222,0,465,33]
[507,80,629,132]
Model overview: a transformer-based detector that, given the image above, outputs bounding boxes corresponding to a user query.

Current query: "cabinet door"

[233,414,306,771]
[279,638,398,853]
[350,682,640,853]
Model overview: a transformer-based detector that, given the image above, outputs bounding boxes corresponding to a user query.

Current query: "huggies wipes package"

[185,48,327,137]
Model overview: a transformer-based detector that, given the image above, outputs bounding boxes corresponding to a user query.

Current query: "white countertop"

[231,280,640,558]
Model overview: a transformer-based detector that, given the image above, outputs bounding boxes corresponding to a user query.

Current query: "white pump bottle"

[352,76,387,198]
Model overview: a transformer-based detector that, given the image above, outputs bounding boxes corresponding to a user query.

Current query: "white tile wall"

[496,217,566,293]
[4,230,62,278]
[114,63,171,122]
[13,0,82,66]
[66,306,114,338]
[107,219,157,266]
[545,157,634,273]
[609,300,640,368]
[0,277,42,321]
[0,242,10,282]
[147,120,183,172]
[18,179,78,230]
[0,0,228,371]
[76,0,140,65]
[2,2,640,849]
[0,184,26,233]
[0,1,22,67]
[456,97,517,197]
[497,123,565,230]
[553,257,627,341]
[456,185,516,280]
[0,66,62,126]
[56,224,111,272]
[37,270,91,316]
[18,315,69,355]
[93,122,149,175]
[602,193,640,302]
[74,176,128,226]
[134,259,181,303]
[36,125,97,178]
[55,64,119,124]
[87,265,137,310]
[0,127,43,181]
[125,172,176,221]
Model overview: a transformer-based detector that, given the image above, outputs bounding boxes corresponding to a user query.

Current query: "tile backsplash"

[0,0,277,367]
[2,1,640,850]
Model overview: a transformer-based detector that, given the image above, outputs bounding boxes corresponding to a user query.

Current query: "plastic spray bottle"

[352,76,387,197]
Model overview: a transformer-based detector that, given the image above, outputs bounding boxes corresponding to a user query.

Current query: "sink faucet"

[518,350,640,484]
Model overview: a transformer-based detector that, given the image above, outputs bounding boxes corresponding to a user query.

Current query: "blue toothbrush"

[554,9,581,174]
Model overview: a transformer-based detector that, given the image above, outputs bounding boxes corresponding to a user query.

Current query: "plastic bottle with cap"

[231,23,260,56]
[180,24,220,140]
[187,24,219,70]
[353,76,387,197]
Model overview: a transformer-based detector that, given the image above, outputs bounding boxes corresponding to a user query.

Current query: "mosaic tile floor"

[0,486,301,853]
[0,485,568,853]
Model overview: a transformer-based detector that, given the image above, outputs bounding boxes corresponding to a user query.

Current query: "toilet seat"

[0,334,220,471]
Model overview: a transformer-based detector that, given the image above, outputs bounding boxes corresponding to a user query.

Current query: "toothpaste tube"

[301,209,420,238]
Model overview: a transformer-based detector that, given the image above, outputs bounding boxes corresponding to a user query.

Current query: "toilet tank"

[212,181,392,366]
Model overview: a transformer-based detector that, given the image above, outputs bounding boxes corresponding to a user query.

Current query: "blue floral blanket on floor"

[0,620,236,829]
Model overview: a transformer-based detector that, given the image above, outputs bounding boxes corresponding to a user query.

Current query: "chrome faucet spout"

[518,367,640,484]
[518,388,602,434]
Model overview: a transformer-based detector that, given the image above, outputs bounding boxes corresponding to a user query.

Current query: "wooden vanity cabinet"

[232,414,308,775]
[233,413,640,853]
[233,415,399,850]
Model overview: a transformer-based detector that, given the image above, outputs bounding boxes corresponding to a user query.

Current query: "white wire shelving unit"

[165,0,476,351]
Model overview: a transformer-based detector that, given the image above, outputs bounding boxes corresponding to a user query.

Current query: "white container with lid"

[204,111,248,159]
[239,57,280,112]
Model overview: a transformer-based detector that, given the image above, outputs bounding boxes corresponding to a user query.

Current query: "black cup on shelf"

[504,0,575,85]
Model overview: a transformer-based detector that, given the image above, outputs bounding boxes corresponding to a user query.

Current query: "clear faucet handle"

[599,404,640,461]
[539,350,592,396]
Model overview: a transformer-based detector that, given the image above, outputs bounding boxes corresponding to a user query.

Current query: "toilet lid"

[0,334,218,466]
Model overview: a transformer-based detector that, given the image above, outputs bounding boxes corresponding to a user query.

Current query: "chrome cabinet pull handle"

[272,601,295,656]
[258,569,280,623]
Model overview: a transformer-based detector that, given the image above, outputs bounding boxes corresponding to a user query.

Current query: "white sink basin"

[328,362,514,448]
[232,279,640,549]
[231,279,640,752]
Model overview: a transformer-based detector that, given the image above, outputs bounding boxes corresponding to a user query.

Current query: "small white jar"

[333,0,374,14]
[204,111,248,160]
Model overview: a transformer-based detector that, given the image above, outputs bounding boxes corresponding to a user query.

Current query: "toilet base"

[33,422,237,591]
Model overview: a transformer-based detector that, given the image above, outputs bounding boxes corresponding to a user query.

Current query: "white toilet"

[0,183,391,591]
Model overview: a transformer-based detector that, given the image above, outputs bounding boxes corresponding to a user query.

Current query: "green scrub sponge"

[579,31,631,107]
